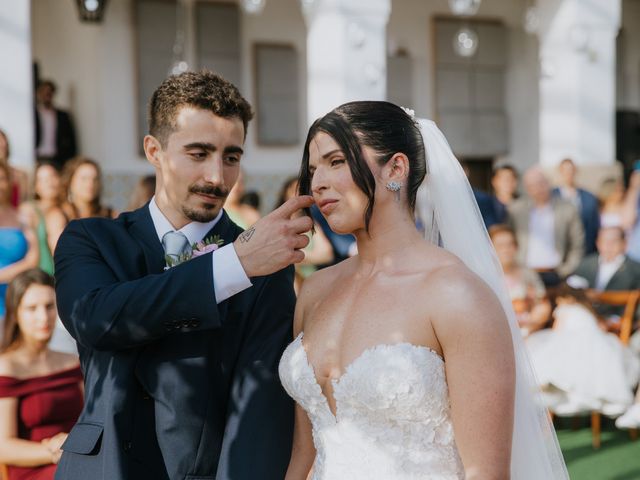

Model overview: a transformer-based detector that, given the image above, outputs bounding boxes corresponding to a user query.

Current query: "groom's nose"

[202,156,224,185]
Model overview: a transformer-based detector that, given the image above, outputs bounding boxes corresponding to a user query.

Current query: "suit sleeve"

[558,205,585,277]
[54,220,222,351]
[214,266,295,480]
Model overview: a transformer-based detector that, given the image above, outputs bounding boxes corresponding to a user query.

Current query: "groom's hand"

[234,195,315,277]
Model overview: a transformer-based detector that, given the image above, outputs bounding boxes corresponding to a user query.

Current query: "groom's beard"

[183,184,229,222]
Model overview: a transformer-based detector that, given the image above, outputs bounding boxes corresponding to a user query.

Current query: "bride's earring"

[386,181,402,202]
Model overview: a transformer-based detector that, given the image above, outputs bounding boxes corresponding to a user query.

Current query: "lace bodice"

[278,333,465,479]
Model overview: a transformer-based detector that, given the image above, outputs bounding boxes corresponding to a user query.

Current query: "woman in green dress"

[19,162,68,275]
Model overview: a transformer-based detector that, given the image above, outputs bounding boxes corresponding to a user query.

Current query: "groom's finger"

[289,215,314,234]
[293,234,310,250]
[274,195,314,219]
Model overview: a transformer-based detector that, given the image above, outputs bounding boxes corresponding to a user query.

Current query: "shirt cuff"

[212,243,252,303]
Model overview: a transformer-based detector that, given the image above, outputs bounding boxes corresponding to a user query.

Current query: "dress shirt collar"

[148,196,223,246]
[598,254,626,268]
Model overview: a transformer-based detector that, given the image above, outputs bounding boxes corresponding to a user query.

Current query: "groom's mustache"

[189,184,229,198]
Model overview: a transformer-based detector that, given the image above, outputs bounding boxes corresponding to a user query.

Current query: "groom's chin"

[183,205,221,223]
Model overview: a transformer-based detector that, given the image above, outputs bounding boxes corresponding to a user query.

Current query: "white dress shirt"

[526,204,561,269]
[148,197,252,303]
[36,106,57,157]
[596,254,626,291]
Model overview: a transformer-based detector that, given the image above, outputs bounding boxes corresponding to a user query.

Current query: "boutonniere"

[165,235,224,269]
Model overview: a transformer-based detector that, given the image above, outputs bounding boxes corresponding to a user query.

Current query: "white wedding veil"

[415,118,569,479]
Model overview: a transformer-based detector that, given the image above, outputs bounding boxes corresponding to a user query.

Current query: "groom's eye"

[189,151,207,160]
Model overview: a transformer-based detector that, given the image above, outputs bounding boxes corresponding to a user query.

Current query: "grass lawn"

[556,417,640,480]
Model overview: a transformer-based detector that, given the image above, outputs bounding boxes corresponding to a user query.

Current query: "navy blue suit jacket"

[552,187,600,254]
[54,206,294,480]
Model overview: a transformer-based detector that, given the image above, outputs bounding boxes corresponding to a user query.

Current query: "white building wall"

[387,0,539,172]
[30,0,637,205]
[1,0,34,170]
[619,0,640,110]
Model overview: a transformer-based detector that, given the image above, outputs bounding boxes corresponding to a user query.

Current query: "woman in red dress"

[0,269,83,480]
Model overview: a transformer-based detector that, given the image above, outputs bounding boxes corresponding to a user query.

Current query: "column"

[302,0,391,125]
[0,0,34,170]
[537,0,621,167]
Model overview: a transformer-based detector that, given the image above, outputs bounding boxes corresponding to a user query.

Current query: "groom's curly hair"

[148,70,253,147]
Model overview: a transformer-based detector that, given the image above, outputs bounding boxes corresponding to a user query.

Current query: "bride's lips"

[318,199,338,215]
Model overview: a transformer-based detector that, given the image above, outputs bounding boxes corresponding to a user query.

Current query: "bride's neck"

[353,206,422,267]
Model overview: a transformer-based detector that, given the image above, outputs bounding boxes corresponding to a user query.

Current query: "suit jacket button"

[123,441,132,452]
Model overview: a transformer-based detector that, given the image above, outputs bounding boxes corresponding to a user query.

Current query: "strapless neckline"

[295,332,444,419]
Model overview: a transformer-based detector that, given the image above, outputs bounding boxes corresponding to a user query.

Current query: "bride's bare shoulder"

[419,251,509,339]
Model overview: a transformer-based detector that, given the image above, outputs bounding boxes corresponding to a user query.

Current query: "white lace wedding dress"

[278,333,465,479]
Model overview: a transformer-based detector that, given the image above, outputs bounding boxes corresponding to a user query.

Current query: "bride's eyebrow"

[321,149,342,159]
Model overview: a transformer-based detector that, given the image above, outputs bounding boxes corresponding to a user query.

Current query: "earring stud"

[386,181,403,202]
[386,181,402,192]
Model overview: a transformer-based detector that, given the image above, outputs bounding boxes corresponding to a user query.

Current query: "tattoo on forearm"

[239,227,256,243]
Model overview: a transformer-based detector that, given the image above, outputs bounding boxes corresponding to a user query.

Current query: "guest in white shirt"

[35,79,77,170]
[508,166,585,287]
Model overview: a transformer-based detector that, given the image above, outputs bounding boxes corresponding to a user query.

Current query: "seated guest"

[490,164,519,224]
[571,226,640,322]
[0,164,39,321]
[598,177,626,229]
[526,283,640,416]
[508,166,585,287]
[60,157,117,220]
[489,224,550,335]
[623,171,640,262]
[0,129,29,207]
[0,269,83,480]
[19,162,67,276]
[127,174,156,211]
[552,158,600,254]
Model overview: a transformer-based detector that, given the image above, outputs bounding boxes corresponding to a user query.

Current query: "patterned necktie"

[162,231,191,262]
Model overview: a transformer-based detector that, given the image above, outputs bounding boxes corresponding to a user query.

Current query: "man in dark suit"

[571,226,640,318]
[35,79,77,169]
[54,71,313,479]
[552,158,600,255]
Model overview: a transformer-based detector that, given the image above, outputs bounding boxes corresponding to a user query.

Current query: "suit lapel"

[129,204,166,274]
[605,259,629,290]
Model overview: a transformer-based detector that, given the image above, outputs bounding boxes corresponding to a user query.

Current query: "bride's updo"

[298,101,426,230]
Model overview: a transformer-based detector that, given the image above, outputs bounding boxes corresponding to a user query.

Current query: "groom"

[54,71,312,479]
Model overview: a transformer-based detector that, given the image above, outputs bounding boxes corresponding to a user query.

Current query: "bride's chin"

[327,221,355,236]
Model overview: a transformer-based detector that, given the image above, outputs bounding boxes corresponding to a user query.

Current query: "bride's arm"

[285,280,317,480]
[429,264,515,480]
[285,404,316,480]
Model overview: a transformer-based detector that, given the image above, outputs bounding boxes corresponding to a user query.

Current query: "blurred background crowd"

[2,0,640,478]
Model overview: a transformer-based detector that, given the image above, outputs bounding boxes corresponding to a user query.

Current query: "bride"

[278,101,568,479]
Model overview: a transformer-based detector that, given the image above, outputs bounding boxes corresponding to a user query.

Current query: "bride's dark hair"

[298,101,427,231]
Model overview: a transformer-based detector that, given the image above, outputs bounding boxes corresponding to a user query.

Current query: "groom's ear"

[144,135,163,168]
[385,153,410,182]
